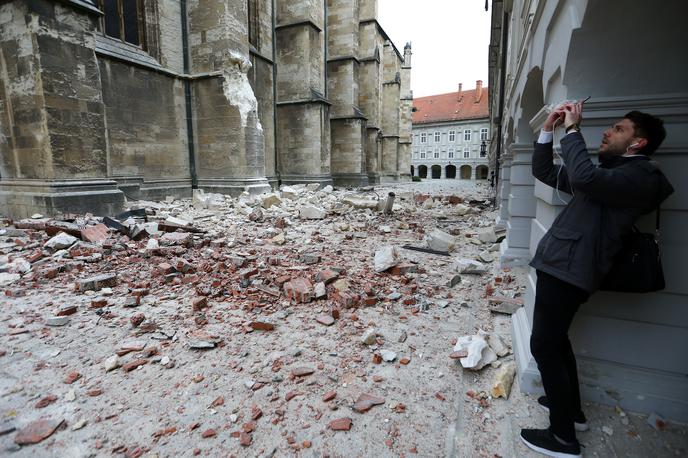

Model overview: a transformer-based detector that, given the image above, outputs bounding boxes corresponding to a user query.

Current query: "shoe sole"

[521,435,582,458]
[538,402,590,432]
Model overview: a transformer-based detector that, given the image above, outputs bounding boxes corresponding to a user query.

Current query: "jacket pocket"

[541,227,583,272]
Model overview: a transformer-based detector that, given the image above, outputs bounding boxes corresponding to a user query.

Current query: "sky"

[378,0,491,98]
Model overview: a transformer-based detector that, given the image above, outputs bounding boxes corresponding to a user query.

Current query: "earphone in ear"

[628,142,640,149]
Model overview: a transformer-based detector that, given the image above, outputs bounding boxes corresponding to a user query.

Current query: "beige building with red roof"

[411,81,490,180]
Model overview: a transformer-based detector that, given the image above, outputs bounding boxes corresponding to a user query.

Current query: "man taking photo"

[520,101,674,458]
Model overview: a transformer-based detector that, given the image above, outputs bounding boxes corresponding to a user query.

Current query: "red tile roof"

[412,87,489,124]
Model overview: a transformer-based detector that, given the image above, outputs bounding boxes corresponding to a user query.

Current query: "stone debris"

[453,333,498,370]
[44,232,78,250]
[491,363,516,399]
[374,246,401,272]
[426,229,456,252]
[455,258,488,275]
[299,205,326,220]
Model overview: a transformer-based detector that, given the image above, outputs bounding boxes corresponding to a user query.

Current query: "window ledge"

[95,35,162,70]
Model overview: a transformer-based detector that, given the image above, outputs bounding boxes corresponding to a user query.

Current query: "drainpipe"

[181,0,198,189]
[272,0,279,185]
[323,0,328,99]
[494,8,509,202]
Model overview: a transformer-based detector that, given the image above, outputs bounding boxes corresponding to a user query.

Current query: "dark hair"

[624,111,666,156]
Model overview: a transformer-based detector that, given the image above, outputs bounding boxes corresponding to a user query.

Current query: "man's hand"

[564,101,583,129]
[543,109,565,132]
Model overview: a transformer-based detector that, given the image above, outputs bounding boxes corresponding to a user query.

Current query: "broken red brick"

[372,353,382,364]
[90,298,108,308]
[152,426,177,438]
[302,440,312,449]
[251,407,263,421]
[242,421,256,433]
[285,391,301,401]
[322,391,336,402]
[80,224,110,243]
[333,291,359,308]
[399,358,410,365]
[274,275,291,286]
[291,367,314,377]
[201,429,216,438]
[130,313,145,328]
[250,321,274,331]
[87,388,103,397]
[56,305,77,317]
[210,396,224,407]
[315,269,339,285]
[35,394,58,408]
[352,393,385,413]
[283,277,313,303]
[238,267,259,279]
[239,432,252,446]
[450,350,468,359]
[328,417,352,431]
[191,297,208,312]
[14,418,64,445]
[389,263,417,276]
[434,392,446,401]
[64,371,81,384]
[122,359,148,372]
[315,314,335,326]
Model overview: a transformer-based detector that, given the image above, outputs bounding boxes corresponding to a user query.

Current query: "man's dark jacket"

[529,131,674,293]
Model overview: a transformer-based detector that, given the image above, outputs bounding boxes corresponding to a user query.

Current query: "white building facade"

[488,0,688,421]
[411,84,490,181]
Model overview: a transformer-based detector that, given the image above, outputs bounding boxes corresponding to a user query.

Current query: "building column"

[189,0,270,196]
[379,40,401,182]
[495,152,512,230]
[275,0,332,187]
[499,143,536,266]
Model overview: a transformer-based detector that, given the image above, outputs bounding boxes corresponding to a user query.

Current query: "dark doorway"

[446,165,456,179]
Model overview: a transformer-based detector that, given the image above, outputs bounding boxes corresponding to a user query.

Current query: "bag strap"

[655,205,661,237]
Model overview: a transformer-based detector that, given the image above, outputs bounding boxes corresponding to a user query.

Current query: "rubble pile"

[0,181,530,456]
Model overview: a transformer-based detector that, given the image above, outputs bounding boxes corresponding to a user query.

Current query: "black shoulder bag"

[600,208,666,293]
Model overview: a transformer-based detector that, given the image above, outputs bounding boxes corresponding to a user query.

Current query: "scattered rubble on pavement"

[2,181,683,457]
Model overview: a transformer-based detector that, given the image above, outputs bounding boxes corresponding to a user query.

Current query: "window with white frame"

[434,131,441,143]
[463,147,470,158]
[464,129,471,141]
[448,130,456,142]
[434,148,440,159]
[480,128,488,141]
[448,148,454,159]
[420,150,426,159]
[420,132,427,143]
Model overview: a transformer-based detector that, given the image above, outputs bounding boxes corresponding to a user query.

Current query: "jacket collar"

[598,153,650,169]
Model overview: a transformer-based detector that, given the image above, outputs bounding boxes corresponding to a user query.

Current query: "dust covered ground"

[1,180,686,458]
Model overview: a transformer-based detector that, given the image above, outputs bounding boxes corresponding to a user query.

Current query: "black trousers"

[530,270,590,442]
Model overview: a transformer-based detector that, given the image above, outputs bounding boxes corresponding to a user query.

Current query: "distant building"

[411,81,489,180]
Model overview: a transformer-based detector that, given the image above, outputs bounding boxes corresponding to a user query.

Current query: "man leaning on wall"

[520,101,674,458]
